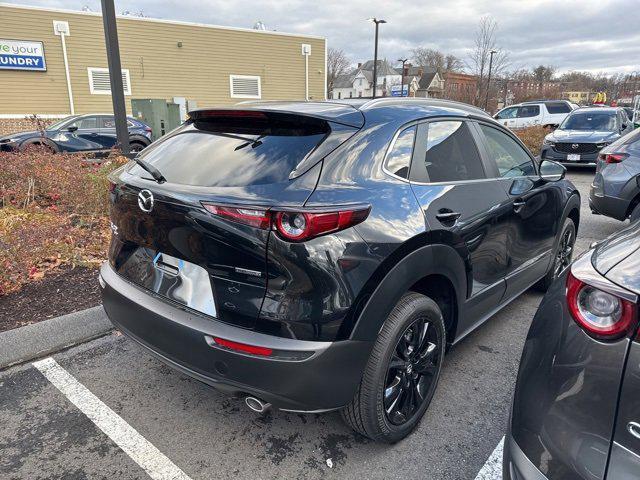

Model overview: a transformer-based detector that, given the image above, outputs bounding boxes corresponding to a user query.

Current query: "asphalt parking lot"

[0,169,626,480]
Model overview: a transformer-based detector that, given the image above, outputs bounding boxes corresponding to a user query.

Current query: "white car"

[494,100,578,129]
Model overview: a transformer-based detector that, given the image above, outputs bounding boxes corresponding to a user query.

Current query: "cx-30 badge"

[138,189,154,213]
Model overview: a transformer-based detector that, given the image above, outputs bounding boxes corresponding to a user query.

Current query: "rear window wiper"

[133,157,166,184]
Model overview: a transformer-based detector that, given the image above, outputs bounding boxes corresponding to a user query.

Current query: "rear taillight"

[108,181,116,193]
[144,127,152,134]
[202,204,270,229]
[201,203,370,242]
[598,152,628,164]
[566,271,637,339]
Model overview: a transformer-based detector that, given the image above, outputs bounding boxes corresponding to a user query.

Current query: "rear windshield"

[560,112,616,131]
[130,113,329,187]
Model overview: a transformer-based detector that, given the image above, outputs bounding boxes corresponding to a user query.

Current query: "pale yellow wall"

[0,4,326,116]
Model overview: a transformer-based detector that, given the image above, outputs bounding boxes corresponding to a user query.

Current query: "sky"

[5,0,640,75]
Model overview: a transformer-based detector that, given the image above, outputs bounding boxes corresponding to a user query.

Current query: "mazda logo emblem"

[138,189,154,213]
[571,144,580,150]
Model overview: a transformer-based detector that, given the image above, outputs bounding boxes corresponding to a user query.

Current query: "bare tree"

[468,16,509,107]
[412,47,463,73]
[327,47,351,94]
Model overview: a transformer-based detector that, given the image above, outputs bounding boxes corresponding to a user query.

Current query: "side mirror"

[66,125,78,133]
[539,159,566,182]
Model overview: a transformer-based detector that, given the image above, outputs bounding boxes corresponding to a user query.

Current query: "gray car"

[589,127,640,222]
[541,107,633,166]
[504,222,640,480]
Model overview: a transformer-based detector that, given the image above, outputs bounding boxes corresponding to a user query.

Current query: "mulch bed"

[0,266,101,333]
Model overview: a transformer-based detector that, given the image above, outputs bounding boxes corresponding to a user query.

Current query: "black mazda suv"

[100,99,580,442]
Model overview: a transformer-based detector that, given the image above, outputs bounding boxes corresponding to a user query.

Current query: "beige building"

[0,4,326,133]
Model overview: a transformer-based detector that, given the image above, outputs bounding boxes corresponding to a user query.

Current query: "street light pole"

[483,49,497,111]
[398,58,408,97]
[100,0,130,156]
[368,18,386,99]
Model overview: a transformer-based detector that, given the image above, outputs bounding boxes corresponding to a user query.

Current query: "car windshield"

[560,112,616,131]
[46,116,77,131]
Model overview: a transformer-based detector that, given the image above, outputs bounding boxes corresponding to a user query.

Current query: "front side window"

[385,125,416,179]
[415,121,485,183]
[496,107,518,119]
[480,124,535,178]
[69,117,98,130]
[518,105,540,118]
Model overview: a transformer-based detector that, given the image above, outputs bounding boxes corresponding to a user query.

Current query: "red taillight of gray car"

[201,203,370,242]
[567,271,638,339]
[598,152,629,164]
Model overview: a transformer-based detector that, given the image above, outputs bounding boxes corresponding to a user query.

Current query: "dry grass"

[0,147,126,295]
[513,126,548,156]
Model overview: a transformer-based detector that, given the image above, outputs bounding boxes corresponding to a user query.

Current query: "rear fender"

[348,243,467,342]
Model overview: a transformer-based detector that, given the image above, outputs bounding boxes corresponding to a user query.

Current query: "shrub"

[0,147,126,294]
[514,126,548,156]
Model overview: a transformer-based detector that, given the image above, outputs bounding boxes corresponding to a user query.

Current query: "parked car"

[541,107,634,166]
[494,100,577,129]
[590,127,640,222]
[504,221,640,480]
[99,98,580,442]
[0,114,152,154]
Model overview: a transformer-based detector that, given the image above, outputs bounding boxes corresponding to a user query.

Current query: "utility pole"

[398,58,408,97]
[101,0,130,156]
[483,49,497,111]
[368,18,386,99]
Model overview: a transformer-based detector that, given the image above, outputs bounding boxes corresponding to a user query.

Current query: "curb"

[0,305,113,369]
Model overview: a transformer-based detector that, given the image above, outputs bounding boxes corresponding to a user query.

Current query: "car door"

[607,339,640,478]
[98,116,120,150]
[495,106,518,129]
[408,118,513,336]
[475,122,563,300]
[515,105,541,128]
[54,116,103,152]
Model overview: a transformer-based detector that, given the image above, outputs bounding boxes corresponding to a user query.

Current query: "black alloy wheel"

[384,317,440,425]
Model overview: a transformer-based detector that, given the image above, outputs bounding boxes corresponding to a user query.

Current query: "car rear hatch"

[592,221,640,296]
[108,106,362,330]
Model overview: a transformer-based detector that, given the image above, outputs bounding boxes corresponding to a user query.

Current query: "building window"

[87,67,131,95]
[338,92,341,99]
[229,75,261,99]
[349,91,353,98]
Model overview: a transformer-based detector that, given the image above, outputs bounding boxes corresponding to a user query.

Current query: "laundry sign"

[0,39,46,71]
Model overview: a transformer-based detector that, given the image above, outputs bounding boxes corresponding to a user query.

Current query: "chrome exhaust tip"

[245,396,271,413]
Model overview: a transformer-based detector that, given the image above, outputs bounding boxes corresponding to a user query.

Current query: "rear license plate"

[567,154,581,161]
[119,248,217,317]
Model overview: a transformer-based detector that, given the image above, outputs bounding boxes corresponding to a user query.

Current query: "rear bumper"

[99,262,371,412]
[588,188,630,220]
[503,434,549,480]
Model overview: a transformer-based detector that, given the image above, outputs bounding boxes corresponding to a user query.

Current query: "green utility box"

[131,98,183,141]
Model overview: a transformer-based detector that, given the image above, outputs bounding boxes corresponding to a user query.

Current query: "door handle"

[513,199,526,213]
[435,210,461,225]
[628,422,640,440]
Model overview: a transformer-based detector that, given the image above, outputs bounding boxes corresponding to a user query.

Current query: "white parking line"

[474,436,504,480]
[33,357,192,480]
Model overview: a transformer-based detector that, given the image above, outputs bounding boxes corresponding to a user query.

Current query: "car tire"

[129,141,147,154]
[341,292,446,443]
[630,203,640,223]
[537,217,576,291]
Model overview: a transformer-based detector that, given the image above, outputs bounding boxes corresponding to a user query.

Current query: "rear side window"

[412,121,485,183]
[130,114,329,187]
[385,125,416,179]
[545,102,571,114]
[480,124,535,178]
[518,105,540,118]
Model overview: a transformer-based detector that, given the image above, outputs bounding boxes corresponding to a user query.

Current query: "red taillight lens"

[108,181,116,193]
[599,153,628,164]
[144,127,152,133]
[202,203,370,242]
[273,208,370,242]
[212,337,273,356]
[566,271,637,339]
[202,204,270,229]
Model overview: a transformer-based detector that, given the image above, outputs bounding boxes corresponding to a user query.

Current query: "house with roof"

[415,71,445,98]
[330,59,402,99]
